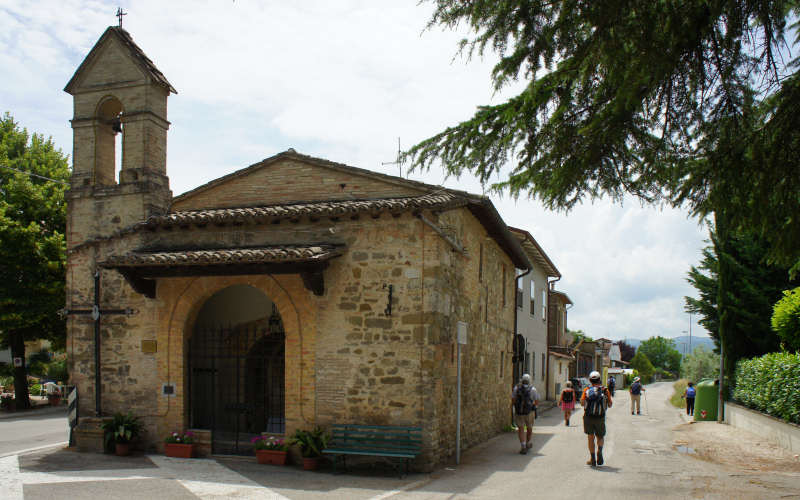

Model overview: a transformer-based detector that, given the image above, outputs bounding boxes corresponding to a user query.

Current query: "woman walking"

[559,381,577,426]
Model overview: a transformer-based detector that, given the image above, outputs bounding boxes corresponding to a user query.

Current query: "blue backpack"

[686,387,696,398]
[584,386,607,417]
[631,382,642,395]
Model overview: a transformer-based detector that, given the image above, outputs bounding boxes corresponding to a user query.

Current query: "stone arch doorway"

[188,284,285,455]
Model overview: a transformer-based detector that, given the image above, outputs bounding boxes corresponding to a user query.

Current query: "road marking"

[0,455,23,500]
[0,441,68,459]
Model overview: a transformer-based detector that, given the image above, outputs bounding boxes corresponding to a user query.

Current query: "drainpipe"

[514,268,532,385]
[545,277,560,401]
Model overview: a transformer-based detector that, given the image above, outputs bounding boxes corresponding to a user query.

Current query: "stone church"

[64,26,530,468]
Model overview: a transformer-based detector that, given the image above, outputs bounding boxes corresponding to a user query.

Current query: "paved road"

[0,407,69,457]
[2,383,798,499]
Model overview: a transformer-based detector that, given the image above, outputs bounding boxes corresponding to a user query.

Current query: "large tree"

[0,113,69,409]
[685,228,797,377]
[638,336,682,375]
[407,1,800,274]
[617,340,636,363]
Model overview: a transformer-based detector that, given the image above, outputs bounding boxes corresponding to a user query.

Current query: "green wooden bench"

[322,424,423,477]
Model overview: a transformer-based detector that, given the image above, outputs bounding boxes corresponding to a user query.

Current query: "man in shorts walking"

[581,371,613,466]
[511,373,539,454]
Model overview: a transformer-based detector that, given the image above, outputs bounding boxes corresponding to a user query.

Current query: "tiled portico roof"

[102,245,343,268]
[142,192,465,229]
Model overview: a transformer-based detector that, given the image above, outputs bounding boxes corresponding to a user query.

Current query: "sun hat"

[634,376,641,382]
[521,373,531,384]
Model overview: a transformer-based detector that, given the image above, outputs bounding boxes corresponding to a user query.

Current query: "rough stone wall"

[422,209,515,466]
[171,158,425,211]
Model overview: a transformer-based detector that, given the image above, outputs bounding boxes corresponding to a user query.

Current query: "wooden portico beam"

[108,261,332,299]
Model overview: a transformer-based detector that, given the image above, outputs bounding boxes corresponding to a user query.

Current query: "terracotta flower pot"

[115,442,131,456]
[256,449,288,465]
[302,457,320,470]
[165,443,194,458]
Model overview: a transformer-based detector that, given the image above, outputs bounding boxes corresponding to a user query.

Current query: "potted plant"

[252,435,289,465]
[164,431,196,458]
[102,412,143,456]
[289,427,330,470]
[0,393,15,412]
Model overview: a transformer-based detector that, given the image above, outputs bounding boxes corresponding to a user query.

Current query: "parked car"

[571,377,591,396]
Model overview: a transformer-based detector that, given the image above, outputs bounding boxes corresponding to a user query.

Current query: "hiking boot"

[526,441,533,449]
[637,412,641,415]
[587,454,596,467]
[565,420,569,426]
[597,449,604,466]
[519,446,528,455]
[631,411,635,415]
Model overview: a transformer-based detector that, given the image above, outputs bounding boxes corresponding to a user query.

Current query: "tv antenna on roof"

[382,137,403,178]
[116,7,127,27]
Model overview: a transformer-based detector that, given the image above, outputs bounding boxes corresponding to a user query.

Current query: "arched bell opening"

[188,284,286,455]
[95,97,124,185]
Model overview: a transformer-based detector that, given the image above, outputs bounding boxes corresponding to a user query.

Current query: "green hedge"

[733,352,800,424]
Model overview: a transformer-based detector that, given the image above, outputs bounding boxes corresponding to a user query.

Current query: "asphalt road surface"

[2,383,798,499]
[0,407,69,458]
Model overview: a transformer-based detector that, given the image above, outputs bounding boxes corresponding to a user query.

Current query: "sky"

[0,0,710,342]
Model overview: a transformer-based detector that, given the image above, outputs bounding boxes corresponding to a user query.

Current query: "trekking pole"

[644,391,649,415]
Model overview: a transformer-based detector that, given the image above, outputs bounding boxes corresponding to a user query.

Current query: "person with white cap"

[580,370,613,466]
[629,376,646,415]
[511,373,539,454]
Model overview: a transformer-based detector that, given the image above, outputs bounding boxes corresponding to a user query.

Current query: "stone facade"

[64,27,530,470]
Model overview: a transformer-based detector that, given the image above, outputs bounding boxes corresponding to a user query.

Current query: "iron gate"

[189,305,285,455]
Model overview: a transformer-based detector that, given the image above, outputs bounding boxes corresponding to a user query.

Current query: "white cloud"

[0,0,710,341]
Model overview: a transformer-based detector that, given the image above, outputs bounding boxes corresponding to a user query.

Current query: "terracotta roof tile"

[144,192,464,229]
[103,245,343,268]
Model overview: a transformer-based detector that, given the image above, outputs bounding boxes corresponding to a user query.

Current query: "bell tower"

[64,26,176,243]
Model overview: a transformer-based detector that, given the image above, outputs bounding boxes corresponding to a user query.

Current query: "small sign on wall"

[13,357,22,367]
[141,340,157,353]
[457,322,468,345]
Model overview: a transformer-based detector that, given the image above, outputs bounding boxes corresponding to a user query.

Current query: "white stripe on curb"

[0,441,68,459]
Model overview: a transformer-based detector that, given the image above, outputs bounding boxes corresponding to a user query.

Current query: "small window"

[516,271,523,309]
[479,243,484,282]
[500,351,504,377]
[502,265,506,307]
[530,281,535,316]
[541,353,545,378]
[530,351,535,378]
[542,289,547,319]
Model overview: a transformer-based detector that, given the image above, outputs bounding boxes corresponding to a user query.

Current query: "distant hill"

[615,336,715,355]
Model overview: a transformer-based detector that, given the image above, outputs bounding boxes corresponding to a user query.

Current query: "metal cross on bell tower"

[116,7,127,27]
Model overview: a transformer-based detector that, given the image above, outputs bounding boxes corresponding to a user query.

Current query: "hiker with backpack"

[629,376,645,415]
[580,371,613,467]
[511,373,539,455]
[558,381,577,426]
[607,375,616,396]
[682,381,696,416]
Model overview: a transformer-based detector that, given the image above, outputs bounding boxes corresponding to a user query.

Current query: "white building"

[509,227,561,399]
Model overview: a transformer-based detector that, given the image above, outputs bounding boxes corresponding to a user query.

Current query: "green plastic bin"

[694,378,719,421]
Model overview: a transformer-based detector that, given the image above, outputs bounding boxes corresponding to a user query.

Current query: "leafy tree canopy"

[630,351,655,383]
[771,287,800,351]
[617,340,636,363]
[681,345,721,382]
[0,112,69,408]
[408,0,800,274]
[638,336,682,374]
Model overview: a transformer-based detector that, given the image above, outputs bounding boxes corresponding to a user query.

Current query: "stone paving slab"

[18,448,158,472]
